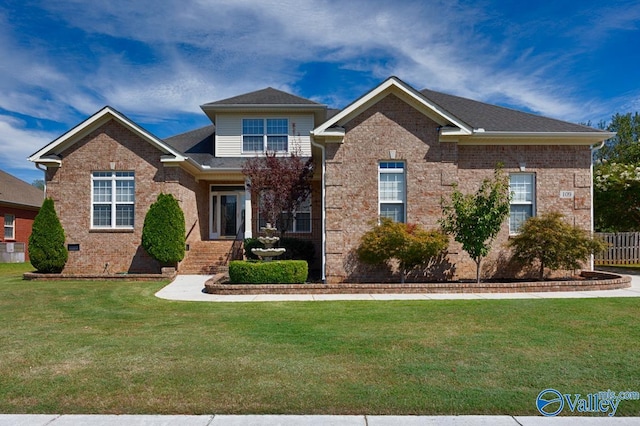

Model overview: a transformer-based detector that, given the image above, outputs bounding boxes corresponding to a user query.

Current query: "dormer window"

[243,118,289,152]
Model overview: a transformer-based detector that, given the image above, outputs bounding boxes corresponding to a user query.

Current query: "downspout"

[310,136,326,283]
[35,163,47,197]
[590,140,606,270]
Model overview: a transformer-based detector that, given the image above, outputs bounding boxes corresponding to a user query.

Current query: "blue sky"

[1,0,639,185]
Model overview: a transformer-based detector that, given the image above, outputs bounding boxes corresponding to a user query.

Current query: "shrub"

[508,212,608,280]
[357,218,448,283]
[229,260,308,284]
[29,198,68,273]
[142,193,186,265]
[243,238,264,260]
[244,237,316,264]
[278,238,316,264]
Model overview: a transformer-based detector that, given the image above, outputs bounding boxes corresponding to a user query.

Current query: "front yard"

[1,263,639,415]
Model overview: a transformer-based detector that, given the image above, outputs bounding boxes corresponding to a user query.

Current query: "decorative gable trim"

[312,76,473,142]
[28,106,187,166]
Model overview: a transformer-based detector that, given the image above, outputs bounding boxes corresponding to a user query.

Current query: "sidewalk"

[155,272,640,302]
[2,414,640,425]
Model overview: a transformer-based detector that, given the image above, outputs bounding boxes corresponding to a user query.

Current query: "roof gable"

[200,87,328,126]
[29,107,186,167]
[312,77,473,139]
[202,87,322,106]
[313,77,614,144]
[0,169,43,209]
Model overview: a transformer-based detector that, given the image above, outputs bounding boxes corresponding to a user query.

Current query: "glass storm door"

[210,191,244,239]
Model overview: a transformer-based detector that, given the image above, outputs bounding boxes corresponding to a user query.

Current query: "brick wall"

[0,205,38,261]
[324,94,594,283]
[45,120,201,274]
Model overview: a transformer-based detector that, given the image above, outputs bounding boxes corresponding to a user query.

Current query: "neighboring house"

[0,169,44,262]
[28,77,613,281]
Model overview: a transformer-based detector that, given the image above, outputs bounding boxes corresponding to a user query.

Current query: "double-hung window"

[4,214,15,239]
[92,171,135,229]
[509,173,535,234]
[242,118,289,152]
[379,161,405,223]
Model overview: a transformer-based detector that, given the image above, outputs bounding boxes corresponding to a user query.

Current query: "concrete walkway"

[2,414,640,425]
[155,272,640,302]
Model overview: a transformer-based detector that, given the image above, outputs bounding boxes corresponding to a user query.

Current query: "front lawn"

[1,263,639,415]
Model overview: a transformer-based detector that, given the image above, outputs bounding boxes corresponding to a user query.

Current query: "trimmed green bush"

[508,212,608,280]
[229,260,308,284]
[243,238,263,260]
[142,193,185,265]
[278,237,316,264]
[29,198,68,273]
[244,237,316,264]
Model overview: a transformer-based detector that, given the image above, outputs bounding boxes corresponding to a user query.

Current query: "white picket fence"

[595,232,640,265]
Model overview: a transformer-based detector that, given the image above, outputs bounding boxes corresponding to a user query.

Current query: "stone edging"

[23,271,176,281]
[204,271,631,295]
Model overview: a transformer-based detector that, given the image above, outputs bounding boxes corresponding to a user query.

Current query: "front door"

[210,188,245,239]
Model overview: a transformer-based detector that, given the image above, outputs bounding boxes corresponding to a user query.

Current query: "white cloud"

[0,114,58,172]
[0,0,634,136]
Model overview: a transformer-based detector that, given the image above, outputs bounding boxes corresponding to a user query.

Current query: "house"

[0,169,44,262]
[28,77,613,281]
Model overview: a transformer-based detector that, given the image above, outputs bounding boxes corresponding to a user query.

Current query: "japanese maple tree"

[242,148,314,237]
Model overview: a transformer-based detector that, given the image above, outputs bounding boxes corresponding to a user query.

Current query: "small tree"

[29,198,68,273]
[142,193,186,266]
[439,168,511,283]
[508,212,608,280]
[357,218,448,283]
[242,143,314,237]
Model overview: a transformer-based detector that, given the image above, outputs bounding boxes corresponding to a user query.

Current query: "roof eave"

[448,131,616,145]
[29,107,183,164]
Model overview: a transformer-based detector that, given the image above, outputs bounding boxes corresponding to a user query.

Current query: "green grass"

[1,263,639,415]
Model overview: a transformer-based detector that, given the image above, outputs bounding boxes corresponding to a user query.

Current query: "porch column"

[244,181,252,239]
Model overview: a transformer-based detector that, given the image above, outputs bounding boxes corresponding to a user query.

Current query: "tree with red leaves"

[242,148,314,237]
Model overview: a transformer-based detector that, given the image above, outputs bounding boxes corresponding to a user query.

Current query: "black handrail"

[225,219,245,264]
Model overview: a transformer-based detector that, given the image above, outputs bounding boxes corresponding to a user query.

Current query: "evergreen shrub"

[142,193,185,265]
[29,198,68,273]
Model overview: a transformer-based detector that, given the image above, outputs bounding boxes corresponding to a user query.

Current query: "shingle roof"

[164,125,246,169]
[419,88,601,133]
[203,87,322,106]
[0,169,44,209]
[164,125,215,154]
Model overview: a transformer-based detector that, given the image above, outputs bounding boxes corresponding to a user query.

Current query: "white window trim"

[91,171,135,229]
[378,161,406,223]
[509,173,536,235]
[4,214,15,239]
[242,118,289,153]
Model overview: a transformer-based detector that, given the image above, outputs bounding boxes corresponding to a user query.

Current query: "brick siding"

[0,205,38,261]
[45,120,202,274]
[323,94,593,283]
